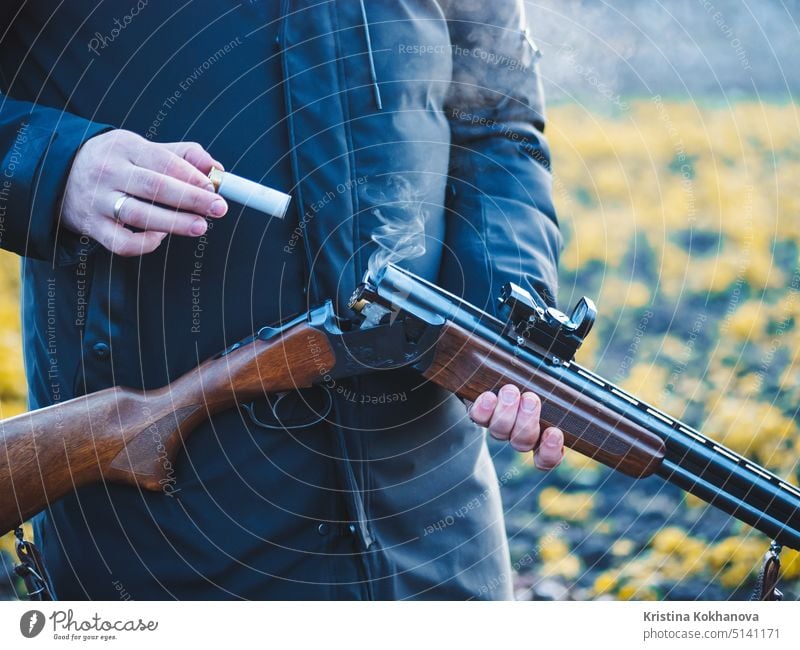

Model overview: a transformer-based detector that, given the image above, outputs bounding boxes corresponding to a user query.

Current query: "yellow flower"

[650,527,688,555]
[782,548,800,580]
[618,582,659,601]
[539,537,570,563]
[622,365,670,409]
[611,539,635,557]
[592,571,619,595]
[684,493,705,509]
[538,487,595,522]
[727,301,767,340]
[707,536,764,578]
[542,554,582,580]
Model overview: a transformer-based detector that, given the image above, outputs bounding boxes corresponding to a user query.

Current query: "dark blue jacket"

[0,0,560,599]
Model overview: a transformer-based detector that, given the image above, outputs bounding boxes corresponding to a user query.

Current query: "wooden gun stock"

[0,320,334,534]
[421,321,666,478]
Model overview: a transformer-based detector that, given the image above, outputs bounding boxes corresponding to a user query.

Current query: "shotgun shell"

[208,167,291,219]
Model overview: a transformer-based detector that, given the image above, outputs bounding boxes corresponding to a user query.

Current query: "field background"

[2,0,799,600]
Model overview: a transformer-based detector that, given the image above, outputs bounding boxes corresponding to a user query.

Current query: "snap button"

[348,524,357,535]
[317,522,330,536]
[92,341,110,359]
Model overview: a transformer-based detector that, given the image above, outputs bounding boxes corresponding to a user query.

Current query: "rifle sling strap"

[750,540,782,602]
[13,527,55,601]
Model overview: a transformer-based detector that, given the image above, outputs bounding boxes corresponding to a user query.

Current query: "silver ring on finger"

[113,194,131,222]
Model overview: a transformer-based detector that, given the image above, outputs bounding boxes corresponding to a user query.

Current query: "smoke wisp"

[367,174,427,278]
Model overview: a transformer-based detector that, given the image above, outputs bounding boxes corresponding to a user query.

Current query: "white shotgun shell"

[208,167,291,219]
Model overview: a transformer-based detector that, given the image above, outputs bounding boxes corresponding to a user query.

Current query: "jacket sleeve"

[0,93,112,263]
[439,0,562,313]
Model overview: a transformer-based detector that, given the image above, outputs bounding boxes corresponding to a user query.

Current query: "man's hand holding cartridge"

[61,129,228,256]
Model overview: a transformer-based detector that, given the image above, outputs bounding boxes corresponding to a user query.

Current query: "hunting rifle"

[1,263,799,557]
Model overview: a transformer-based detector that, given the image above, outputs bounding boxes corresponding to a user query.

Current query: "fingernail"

[521,395,538,413]
[545,430,561,448]
[191,220,207,236]
[500,386,517,404]
[479,393,496,410]
[210,199,227,216]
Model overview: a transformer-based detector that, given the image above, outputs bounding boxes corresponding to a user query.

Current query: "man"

[0,1,563,599]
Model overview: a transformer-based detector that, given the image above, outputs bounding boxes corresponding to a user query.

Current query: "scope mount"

[498,283,596,365]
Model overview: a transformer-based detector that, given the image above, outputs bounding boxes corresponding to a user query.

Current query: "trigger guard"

[241,386,333,431]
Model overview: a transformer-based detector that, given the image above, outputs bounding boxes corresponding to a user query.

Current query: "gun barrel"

[658,459,800,550]
[368,264,800,550]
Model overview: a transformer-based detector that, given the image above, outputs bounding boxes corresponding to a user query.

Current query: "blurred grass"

[1,100,799,599]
